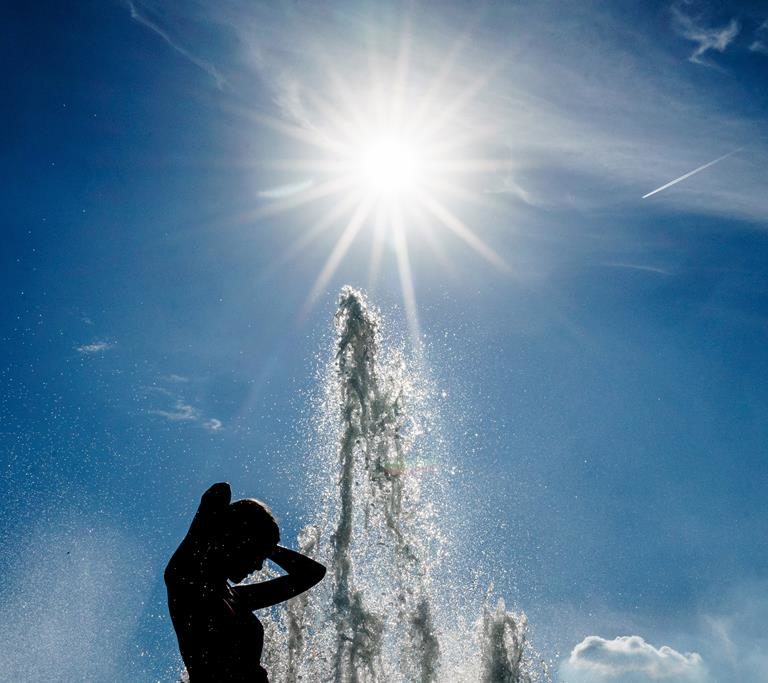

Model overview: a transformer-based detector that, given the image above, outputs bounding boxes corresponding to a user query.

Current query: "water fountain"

[257,287,549,682]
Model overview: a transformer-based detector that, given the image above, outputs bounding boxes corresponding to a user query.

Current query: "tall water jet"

[256,287,547,682]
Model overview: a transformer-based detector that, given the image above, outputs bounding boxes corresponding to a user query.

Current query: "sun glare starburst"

[246,34,510,341]
[354,131,426,197]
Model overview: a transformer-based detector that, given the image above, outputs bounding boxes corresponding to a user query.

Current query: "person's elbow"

[308,561,326,586]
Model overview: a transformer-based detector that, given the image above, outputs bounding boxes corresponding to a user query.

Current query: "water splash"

[260,287,548,682]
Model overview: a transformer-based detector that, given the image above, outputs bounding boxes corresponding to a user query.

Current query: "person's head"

[219,498,280,582]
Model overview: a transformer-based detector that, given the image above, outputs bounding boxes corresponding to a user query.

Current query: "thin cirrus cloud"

[750,20,768,55]
[671,4,740,65]
[76,340,114,354]
[148,399,200,422]
[701,580,768,681]
[162,373,191,383]
[560,635,709,682]
[120,0,768,220]
[257,179,315,200]
[147,386,224,432]
[126,0,226,89]
[187,1,766,222]
[204,417,223,432]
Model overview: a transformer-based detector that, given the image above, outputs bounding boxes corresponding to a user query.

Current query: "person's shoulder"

[164,554,182,587]
[164,541,196,587]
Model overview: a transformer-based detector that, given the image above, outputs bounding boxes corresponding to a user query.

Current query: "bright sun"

[250,41,509,340]
[354,132,426,197]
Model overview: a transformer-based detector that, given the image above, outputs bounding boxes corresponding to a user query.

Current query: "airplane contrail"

[642,148,742,199]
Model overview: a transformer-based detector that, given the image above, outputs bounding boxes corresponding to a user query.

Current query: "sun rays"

[355,131,425,196]
[247,25,510,341]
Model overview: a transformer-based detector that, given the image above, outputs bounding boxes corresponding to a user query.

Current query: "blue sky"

[2,1,767,680]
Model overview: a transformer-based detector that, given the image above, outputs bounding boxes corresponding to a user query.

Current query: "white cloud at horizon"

[553,579,768,683]
[560,635,709,682]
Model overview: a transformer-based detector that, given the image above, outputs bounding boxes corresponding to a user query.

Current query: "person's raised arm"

[188,481,231,535]
[269,545,326,583]
[232,545,326,611]
[165,482,231,585]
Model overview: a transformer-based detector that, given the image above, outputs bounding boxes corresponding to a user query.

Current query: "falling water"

[258,287,549,682]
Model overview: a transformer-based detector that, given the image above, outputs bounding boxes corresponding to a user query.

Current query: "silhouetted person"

[165,482,326,682]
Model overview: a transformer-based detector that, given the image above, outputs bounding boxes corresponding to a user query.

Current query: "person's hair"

[225,498,280,547]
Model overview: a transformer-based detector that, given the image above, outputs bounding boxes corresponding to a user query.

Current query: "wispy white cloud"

[257,179,314,199]
[146,378,224,432]
[482,174,534,203]
[195,1,766,221]
[602,262,671,275]
[149,399,200,422]
[203,417,223,432]
[143,384,174,398]
[126,0,226,89]
[270,72,314,129]
[163,373,190,383]
[561,635,708,682]
[697,580,768,681]
[76,340,113,354]
[672,5,740,66]
[750,20,768,55]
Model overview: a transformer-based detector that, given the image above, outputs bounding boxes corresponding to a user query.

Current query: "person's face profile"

[225,538,272,583]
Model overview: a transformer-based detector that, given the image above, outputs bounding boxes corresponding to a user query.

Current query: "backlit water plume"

[258,287,548,682]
